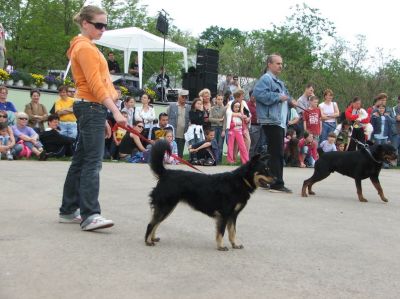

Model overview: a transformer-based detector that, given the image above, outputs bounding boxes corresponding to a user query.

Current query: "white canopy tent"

[65,27,188,89]
[95,27,188,89]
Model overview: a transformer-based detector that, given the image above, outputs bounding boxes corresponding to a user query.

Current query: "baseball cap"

[179,89,189,97]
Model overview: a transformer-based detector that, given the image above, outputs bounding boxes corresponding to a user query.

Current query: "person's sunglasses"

[137,125,144,129]
[19,118,28,120]
[0,115,7,118]
[68,90,76,93]
[87,20,107,30]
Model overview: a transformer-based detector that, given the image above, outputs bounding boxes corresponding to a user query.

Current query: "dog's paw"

[232,244,244,249]
[151,237,160,242]
[301,192,308,197]
[145,241,156,246]
[308,190,316,195]
[359,197,368,202]
[381,197,389,203]
[217,246,229,251]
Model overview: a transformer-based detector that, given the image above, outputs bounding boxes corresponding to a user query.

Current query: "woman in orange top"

[59,5,127,231]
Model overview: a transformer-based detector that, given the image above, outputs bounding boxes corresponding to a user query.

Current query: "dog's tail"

[150,139,171,178]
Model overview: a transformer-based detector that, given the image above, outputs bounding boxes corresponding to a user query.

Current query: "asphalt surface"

[1,161,400,299]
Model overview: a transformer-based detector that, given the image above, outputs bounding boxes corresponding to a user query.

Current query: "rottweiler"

[302,143,397,202]
[145,140,275,251]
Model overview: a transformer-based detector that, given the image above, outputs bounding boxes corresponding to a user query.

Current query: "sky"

[139,0,400,64]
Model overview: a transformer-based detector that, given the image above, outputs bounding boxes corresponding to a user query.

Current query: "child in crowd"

[303,96,322,143]
[185,98,205,158]
[188,129,218,166]
[337,142,345,152]
[371,104,392,144]
[334,119,352,151]
[121,96,135,126]
[298,131,318,168]
[284,128,299,167]
[164,131,179,165]
[0,122,14,160]
[318,132,337,156]
[227,100,249,164]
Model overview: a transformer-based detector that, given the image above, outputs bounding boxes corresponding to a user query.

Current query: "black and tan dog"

[302,143,397,202]
[145,140,275,251]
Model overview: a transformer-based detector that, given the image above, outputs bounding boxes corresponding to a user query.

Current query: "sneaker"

[6,151,13,160]
[39,151,48,161]
[269,186,293,193]
[59,209,82,223]
[81,214,114,231]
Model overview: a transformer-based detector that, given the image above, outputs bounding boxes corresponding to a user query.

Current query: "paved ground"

[1,161,400,299]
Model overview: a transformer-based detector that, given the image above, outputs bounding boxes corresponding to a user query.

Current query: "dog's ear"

[260,153,270,162]
[250,153,261,164]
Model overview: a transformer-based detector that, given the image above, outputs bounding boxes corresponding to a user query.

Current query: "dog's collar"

[243,178,253,189]
[365,147,383,164]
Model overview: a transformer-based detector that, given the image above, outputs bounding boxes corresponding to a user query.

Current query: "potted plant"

[0,69,10,84]
[21,72,33,87]
[10,70,23,86]
[44,75,57,90]
[31,74,45,88]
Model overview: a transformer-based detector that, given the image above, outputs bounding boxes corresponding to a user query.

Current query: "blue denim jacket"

[253,72,291,126]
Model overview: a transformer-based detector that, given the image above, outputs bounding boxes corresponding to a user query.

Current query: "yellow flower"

[120,86,129,95]
[0,69,10,81]
[31,74,45,87]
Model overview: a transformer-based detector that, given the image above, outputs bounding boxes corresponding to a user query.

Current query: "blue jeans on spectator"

[59,101,107,222]
[212,126,224,163]
[59,121,78,139]
[301,145,315,167]
[320,121,336,143]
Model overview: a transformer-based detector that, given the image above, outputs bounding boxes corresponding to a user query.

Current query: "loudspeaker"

[197,71,218,96]
[196,48,219,74]
[156,13,168,35]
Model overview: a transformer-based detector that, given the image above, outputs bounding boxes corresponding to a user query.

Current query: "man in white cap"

[166,89,190,157]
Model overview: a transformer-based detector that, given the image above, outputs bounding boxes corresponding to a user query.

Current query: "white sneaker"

[81,215,114,231]
[6,151,13,160]
[59,209,82,224]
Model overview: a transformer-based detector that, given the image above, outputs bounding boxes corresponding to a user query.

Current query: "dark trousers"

[59,101,106,221]
[262,125,285,189]
[175,138,185,158]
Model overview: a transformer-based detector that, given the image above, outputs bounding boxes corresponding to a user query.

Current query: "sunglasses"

[68,90,76,93]
[137,125,144,129]
[87,20,107,30]
[19,118,28,120]
[0,115,7,118]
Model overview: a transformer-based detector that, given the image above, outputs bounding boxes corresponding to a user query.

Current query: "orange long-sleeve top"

[67,35,117,103]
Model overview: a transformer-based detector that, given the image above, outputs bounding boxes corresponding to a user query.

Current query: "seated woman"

[12,112,47,160]
[55,85,77,139]
[119,121,151,162]
[24,89,48,133]
[0,110,22,158]
[134,93,155,139]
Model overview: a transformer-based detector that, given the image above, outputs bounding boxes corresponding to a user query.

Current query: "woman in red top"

[345,96,372,150]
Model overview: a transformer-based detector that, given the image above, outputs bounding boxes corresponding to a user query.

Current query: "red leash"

[112,123,204,173]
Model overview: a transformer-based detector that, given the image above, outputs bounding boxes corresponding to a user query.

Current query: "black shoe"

[39,151,48,161]
[269,186,292,193]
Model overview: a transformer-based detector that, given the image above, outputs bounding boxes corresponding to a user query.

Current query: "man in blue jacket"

[253,53,296,193]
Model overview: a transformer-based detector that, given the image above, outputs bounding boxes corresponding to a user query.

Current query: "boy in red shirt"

[303,96,322,143]
[298,131,318,168]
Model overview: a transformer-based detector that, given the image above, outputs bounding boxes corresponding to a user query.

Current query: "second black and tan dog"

[145,140,275,251]
[302,143,397,202]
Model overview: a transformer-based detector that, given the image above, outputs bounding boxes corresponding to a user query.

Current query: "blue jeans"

[59,102,107,221]
[320,121,336,143]
[59,121,77,139]
[212,126,224,163]
[301,145,315,167]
